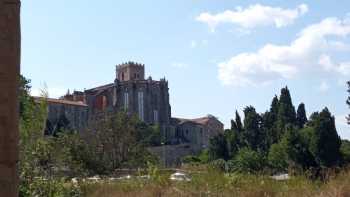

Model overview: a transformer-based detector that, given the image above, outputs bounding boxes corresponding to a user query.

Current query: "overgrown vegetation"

[80,166,350,197]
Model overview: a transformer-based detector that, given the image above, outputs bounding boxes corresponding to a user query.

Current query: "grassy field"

[78,167,350,197]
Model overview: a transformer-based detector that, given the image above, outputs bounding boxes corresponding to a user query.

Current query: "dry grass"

[81,168,350,197]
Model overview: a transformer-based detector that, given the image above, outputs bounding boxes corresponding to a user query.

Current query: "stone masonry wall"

[148,143,199,167]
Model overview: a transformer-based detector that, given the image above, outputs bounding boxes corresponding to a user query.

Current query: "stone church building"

[42,62,223,164]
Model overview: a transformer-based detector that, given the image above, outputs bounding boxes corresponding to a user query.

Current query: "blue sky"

[22,0,350,139]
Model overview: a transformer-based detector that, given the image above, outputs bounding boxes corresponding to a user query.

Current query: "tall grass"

[80,167,350,197]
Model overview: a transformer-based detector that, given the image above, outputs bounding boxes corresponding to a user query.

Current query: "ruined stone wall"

[46,102,88,134]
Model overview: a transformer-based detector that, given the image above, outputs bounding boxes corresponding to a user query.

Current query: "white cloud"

[218,16,350,86]
[318,81,330,92]
[196,4,308,32]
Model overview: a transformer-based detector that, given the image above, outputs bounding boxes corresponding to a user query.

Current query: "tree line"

[186,86,350,177]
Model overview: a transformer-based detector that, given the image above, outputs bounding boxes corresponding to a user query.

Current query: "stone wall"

[148,143,199,167]
[116,79,171,125]
[45,99,89,134]
[116,62,145,81]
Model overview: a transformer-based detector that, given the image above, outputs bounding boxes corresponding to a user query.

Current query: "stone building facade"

[34,97,88,135]
[42,62,223,165]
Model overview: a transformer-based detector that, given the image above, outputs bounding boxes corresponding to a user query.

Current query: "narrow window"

[122,72,124,81]
[113,87,117,106]
[138,91,144,121]
[153,110,158,123]
[102,95,107,110]
[124,92,129,110]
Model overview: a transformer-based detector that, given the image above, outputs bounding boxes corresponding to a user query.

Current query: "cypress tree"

[276,87,297,139]
[264,95,280,145]
[296,103,308,128]
[235,110,243,133]
[208,133,229,161]
[309,108,341,167]
[243,106,265,151]
[231,119,238,131]
[270,95,279,119]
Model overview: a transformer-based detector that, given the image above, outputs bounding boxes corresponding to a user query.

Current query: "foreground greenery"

[78,165,350,197]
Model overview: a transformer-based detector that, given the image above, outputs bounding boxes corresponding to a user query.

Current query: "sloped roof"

[85,83,114,92]
[173,116,213,126]
[33,97,88,107]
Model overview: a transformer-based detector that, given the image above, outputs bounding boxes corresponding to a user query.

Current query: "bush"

[341,140,350,165]
[210,159,227,171]
[182,155,201,164]
[19,178,81,197]
[198,149,209,163]
[268,143,288,172]
[231,148,265,173]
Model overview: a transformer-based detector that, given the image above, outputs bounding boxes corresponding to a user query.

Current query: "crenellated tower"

[116,61,145,81]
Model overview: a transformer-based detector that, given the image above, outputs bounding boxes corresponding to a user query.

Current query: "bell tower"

[116,61,145,82]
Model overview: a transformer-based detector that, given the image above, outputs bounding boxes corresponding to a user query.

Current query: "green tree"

[282,125,316,171]
[263,96,280,145]
[224,129,240,159]
[296,103,308,128]
[84,111,158,174]
[230,147,265,173]
[208,134,229,161]
[276,87,297,140]
[340,140,350,165]
[243,106,266,152]
[270,95,280,118]
[136,122,161,146]
[231,110,243,133]
[268,143,288,172]
[309,108,342,167]
[19,75,34,120]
